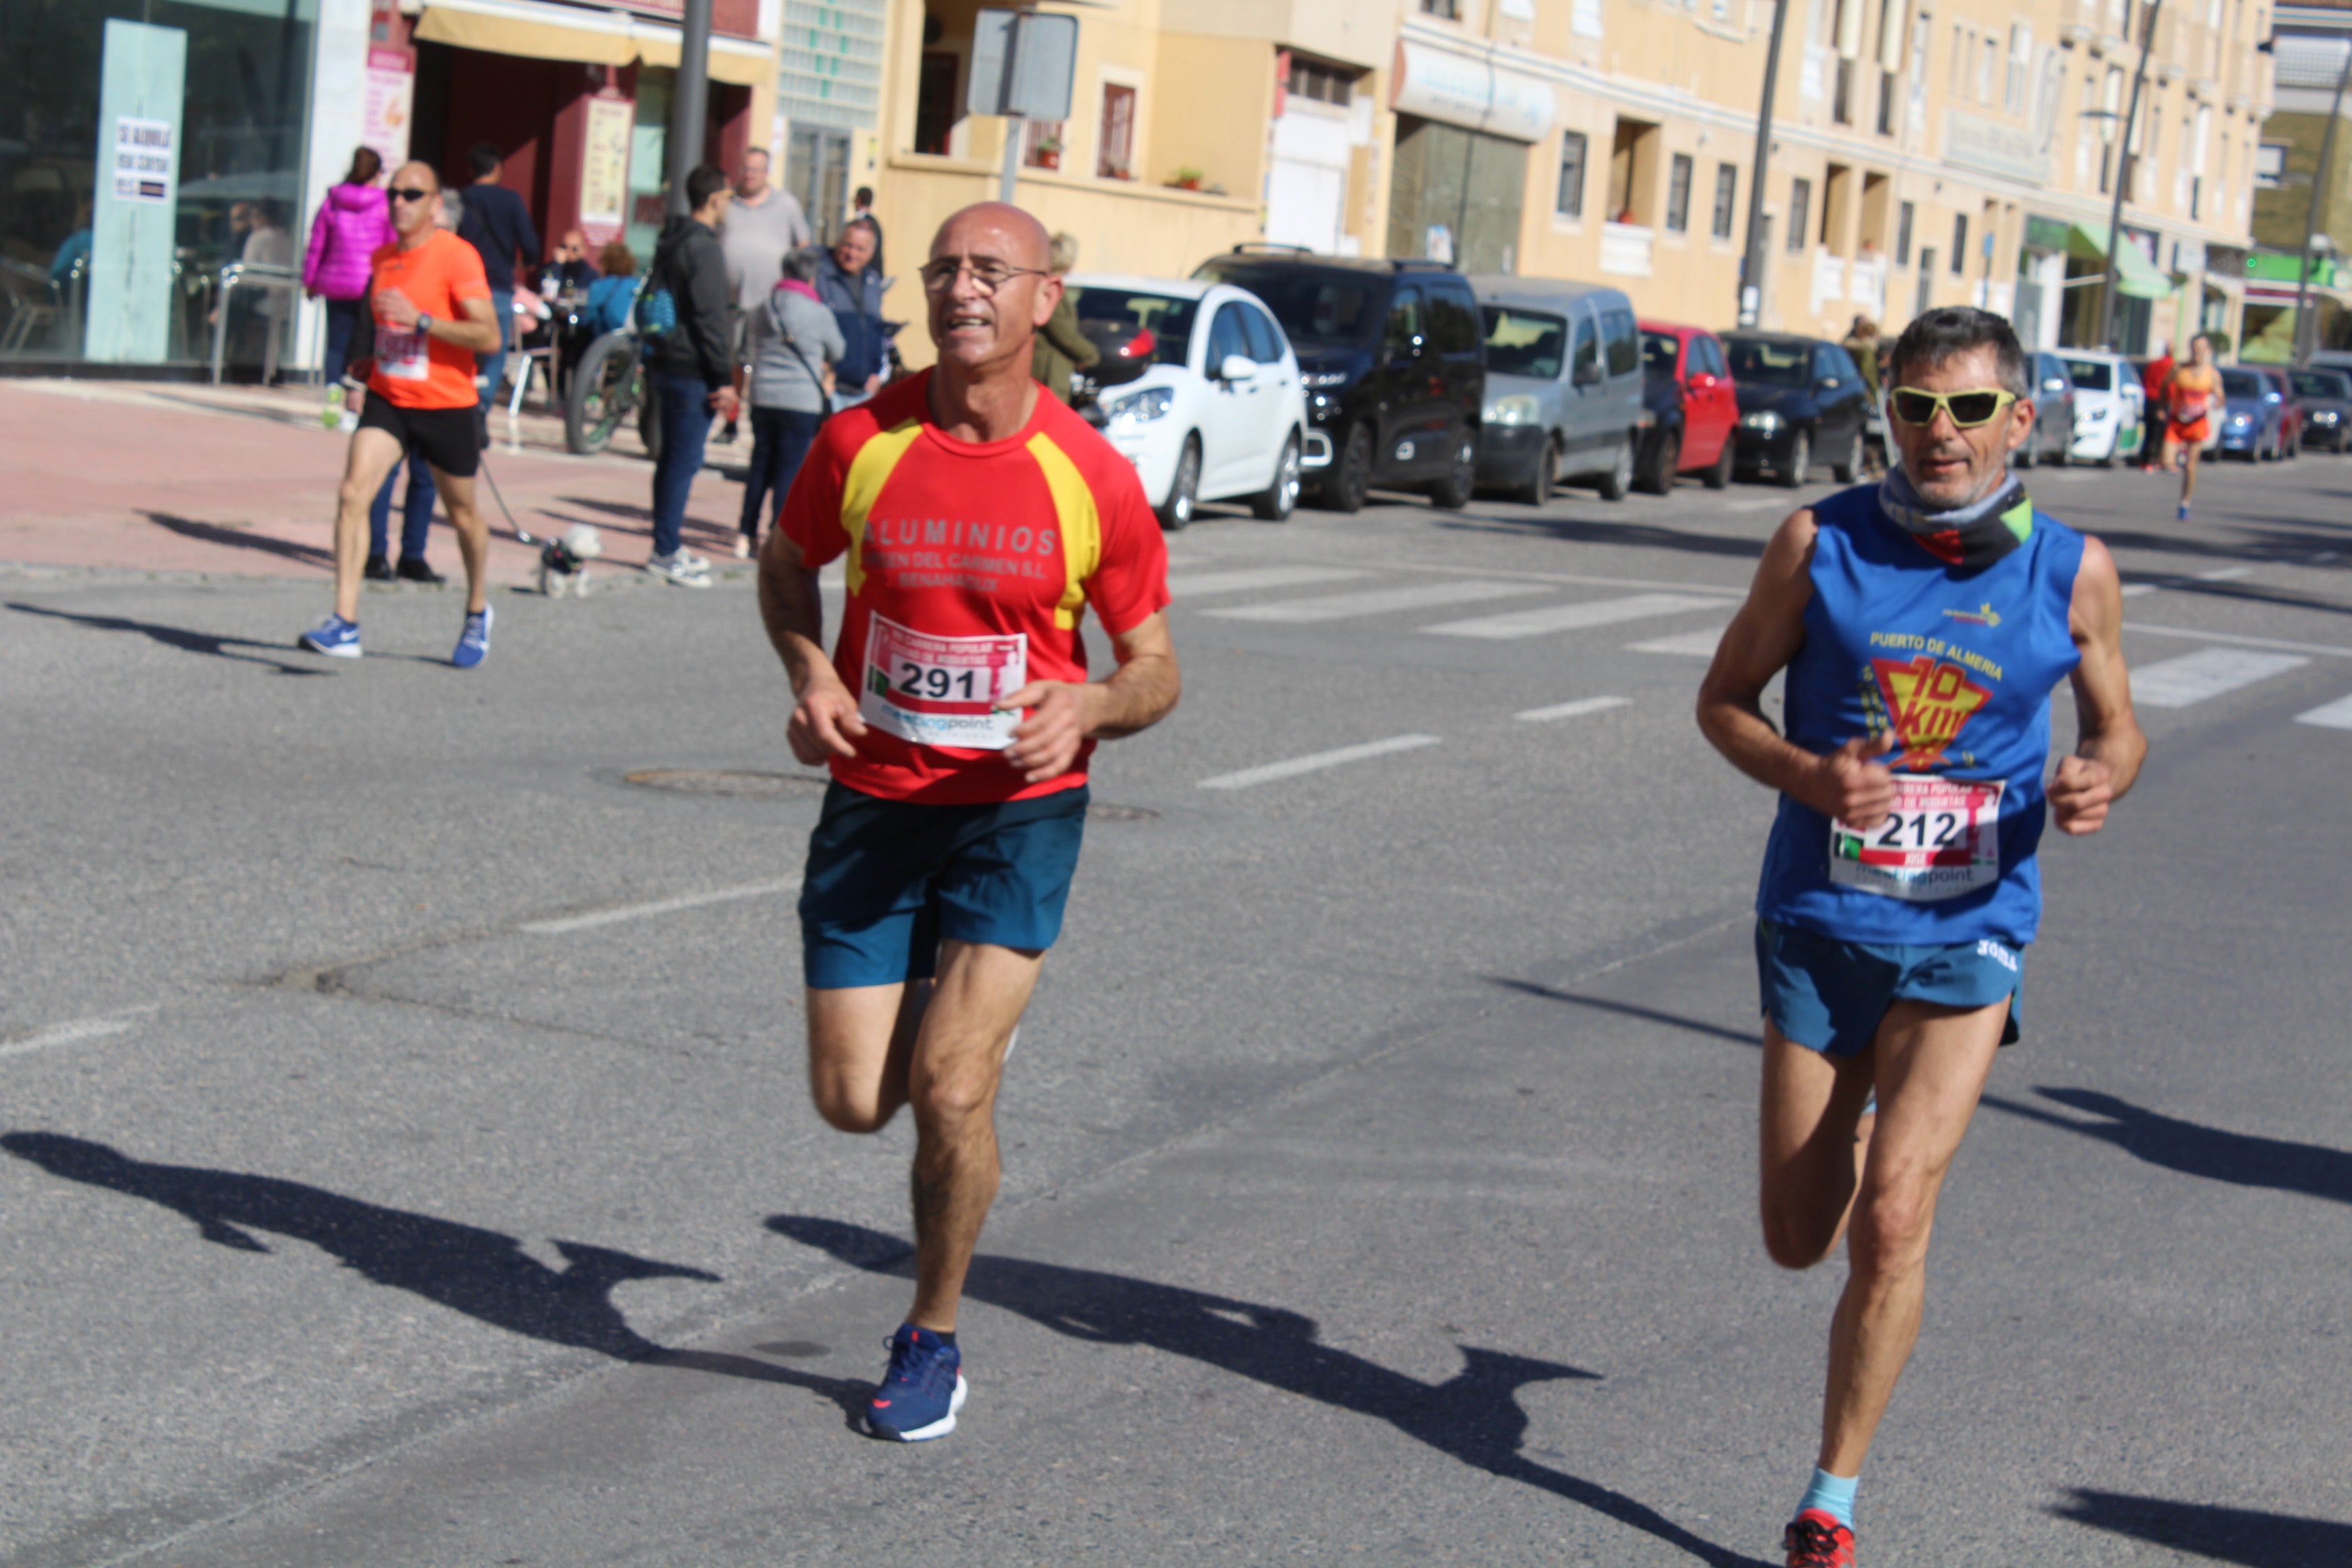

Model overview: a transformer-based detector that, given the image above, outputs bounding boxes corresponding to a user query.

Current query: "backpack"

[634,237,680,336]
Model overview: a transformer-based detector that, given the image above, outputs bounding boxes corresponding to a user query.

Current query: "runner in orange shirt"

[299,160,504,666]
[2159,333,2222,524]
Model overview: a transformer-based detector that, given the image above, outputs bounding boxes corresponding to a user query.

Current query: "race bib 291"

[860,613,1027,751]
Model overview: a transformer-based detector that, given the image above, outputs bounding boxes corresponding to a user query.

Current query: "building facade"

[2247,0,2351,355]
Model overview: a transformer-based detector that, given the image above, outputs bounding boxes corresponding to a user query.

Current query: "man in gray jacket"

[644,165,739,585]
[738,246,845,556]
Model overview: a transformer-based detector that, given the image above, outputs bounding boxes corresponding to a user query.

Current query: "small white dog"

[538,523,604,598]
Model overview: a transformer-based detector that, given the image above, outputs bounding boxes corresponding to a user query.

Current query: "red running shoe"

[1784,1508,1856,1567]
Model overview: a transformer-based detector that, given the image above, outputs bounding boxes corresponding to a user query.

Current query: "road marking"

[2293,693,2352,730]
[1723,498,1785,512]
[1629,625,1729,657]
[2195,564,2256,581]
[1198,734,1441,790]
[1206,580,1547,624]
[1420,592,1722,640]
[1273,555,1746,599]
[2129,649,2309,708]
[2121,583,2160,598]
[2125,623,2352,659]
[520,877,804,934]
[1,1006,159,1060]
[1169,565,1367,599]
[1516,696,1634,722]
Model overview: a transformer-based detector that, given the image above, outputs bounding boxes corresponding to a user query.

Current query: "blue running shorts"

[1755,918,2023,1058]
[799,782,1090,990]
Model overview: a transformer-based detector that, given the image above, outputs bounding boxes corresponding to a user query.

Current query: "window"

[2005,24,2032,114]
[1208,304,1252,369]
[1602,307,1640,376]
[1834,57,1856,123]
[1383,287,1424,357]
[1239,304,1286,363]
[1712,163,1739,240]
[1951,213,1968,273]
[1420,0,1462,15]
[1482,307,1568,379]
[1022,118,1066,171]
[2255,142,2287,187]
[1877,69,1898,135]
[1287,57,1356,108]
[1428,287,1482,355]
[1895,199,1914,265]
[1695,334,1726,377]
[1979,35,1998,102]
[1666,154,1694,233]
[1950,24,1968,93]
[1570,312,1601,380]
[1070,287,1198,365]
[915,52,960,157]
[1557,131,1589,219]
[1098,84,1137,180]
[1787,178,1812,251]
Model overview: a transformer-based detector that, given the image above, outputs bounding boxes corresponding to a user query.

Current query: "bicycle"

[563,326,664,459]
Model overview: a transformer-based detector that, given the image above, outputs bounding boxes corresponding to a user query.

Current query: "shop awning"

[414,1,774,83]
[2065,220,2174,299]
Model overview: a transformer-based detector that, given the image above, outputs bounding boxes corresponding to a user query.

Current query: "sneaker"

[451,605,493,670]
[1784,1509,1856,1567]
[2177,502,2192,522]
[363,554,395,582]
[864,1324,966,1442]
[644,551,713,587]
[733,534,752,560]
[299,614,361,658]
[395,556,446,585]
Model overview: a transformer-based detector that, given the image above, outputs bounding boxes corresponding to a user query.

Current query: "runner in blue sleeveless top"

[1699,308,2146,1568]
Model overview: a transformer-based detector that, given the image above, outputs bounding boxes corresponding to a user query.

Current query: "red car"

[1637,320,1740,491]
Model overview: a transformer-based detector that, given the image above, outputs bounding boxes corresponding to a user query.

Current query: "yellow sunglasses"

[1886,387,2020,428]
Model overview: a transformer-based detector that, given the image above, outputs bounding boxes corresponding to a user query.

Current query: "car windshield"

[1068,287,1196,367]
[1481,307,1567,378]
[1641,330,1680,375]
[2291,370,2352,398]
[1191,263,1380,348]
[1726,338,1810,387]
[2219,368,2266,397]
[2061,359,2113,391]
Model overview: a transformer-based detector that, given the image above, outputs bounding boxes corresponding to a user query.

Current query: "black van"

[1191,247,1485,512]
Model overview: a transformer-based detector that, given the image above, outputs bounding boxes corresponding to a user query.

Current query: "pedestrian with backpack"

[640,165,739,585]
[739,246,844,559]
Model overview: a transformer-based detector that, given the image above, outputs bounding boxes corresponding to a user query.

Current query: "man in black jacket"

[644,164,740,585]
[455,142,541,413]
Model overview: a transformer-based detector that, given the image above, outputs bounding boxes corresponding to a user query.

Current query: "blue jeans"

[649,369,715,559]
[477,289,512,409]
[322,297,364,382]
[368,453,438,561]
[740,406,825,538]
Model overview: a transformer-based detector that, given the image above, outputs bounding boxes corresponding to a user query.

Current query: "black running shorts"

[357,394,481,478]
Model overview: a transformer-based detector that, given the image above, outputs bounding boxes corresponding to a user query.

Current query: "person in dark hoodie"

[644,164,739,585]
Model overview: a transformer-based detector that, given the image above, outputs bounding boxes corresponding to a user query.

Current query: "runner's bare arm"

[1697,510,1900,831]
[758,532,867,764]
[374,287,502,354]
[999,611,1180,785]
[2049,535,2145,835]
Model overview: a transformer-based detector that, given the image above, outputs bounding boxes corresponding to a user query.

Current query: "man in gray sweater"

[738,246,845,556]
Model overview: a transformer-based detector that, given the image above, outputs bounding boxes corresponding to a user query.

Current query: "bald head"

[387,161,442,240]
[930,203,1051,272]
[923,201,1060,385]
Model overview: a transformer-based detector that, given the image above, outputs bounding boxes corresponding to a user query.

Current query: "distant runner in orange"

[2160,333,2223,523]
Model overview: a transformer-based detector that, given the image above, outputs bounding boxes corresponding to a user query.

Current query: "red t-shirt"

[780,372,1171,804]
[365,229,492,409]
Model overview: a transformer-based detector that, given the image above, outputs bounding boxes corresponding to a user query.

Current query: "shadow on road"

[2053,1488,2352,1565]
[141,511,333,568]
[0,1132,859,1408]
[1982,1088,2352,1205]
[768,1215,1773,1568]
[7,601,331,676]
[1434,512,1775,559]
[1484,976,1761,1048]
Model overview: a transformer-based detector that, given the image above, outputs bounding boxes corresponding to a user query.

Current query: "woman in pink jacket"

[303,146,395,380]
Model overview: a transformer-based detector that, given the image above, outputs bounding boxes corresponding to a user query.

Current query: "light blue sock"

[1798,1467,1859,1529]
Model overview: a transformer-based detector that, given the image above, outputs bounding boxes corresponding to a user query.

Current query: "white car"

[1064,274,1310,529]
[2057,350,2147,466]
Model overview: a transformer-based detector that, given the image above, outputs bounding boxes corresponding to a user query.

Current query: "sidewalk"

[0,378,763,588]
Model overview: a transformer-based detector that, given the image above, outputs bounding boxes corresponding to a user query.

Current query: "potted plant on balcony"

[1166,166,1205,191]
[1029,131,1062,170]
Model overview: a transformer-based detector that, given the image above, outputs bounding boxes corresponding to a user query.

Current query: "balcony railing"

[1599,221,1654,277]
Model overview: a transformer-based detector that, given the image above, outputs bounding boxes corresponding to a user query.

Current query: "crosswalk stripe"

[2293,693,2352,730]
[1198,734,1442,790]
[1205,580,1548,623]
[1629,625,1729,657]
[1169,566,1368,599]
[1420,592,1723,640]
[1516,696,1634,722]
[2129,649,2309,708]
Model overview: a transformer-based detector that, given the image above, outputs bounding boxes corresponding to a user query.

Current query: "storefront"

[1384,39,1554,274]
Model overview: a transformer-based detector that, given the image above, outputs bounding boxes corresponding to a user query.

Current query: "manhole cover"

[623,769,830,799]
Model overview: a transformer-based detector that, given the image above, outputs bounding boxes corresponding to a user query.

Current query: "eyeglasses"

[1886,387,2020,428]
[918,257,1051,293]
[387,187,435,205]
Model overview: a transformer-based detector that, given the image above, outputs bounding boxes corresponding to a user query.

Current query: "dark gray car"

[2289,367,2352,452]
[2014,350,2077,468]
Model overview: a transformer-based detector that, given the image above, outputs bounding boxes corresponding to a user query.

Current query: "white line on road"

[1269,555,1747,600]
[1515,696,1634,722]
[1723,498,1786,512]
[1420,593,1722,640]
[2195,564,2257,581]
[1206,581,1548,624]
[2121,583,2160,598]
[2293,693,2352,730]
[1169,566,1368,599]
[1,1006,159,1060]
[520,877,804,934]
[2129,649,2310,708]
[1198,734,1441,790]
[2125,623,2352,659]
[1629,625,1729,657]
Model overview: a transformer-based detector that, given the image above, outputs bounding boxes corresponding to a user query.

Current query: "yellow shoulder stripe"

[1026,434,1100,630]
[838,418,926,594]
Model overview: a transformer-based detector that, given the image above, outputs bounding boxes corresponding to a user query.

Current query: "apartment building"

[2247,0,2351,355]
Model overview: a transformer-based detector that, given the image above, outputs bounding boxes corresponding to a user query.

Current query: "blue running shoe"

[299,614,361,658]
[864,1324,965,1441]
[451,605,493,670]
[2177,502,2192,522]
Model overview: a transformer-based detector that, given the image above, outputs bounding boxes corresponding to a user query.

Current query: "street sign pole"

[666,0,713,216]
[2097,0,2161,351]
[968,7,1077,208]
[1739,0,1790,328]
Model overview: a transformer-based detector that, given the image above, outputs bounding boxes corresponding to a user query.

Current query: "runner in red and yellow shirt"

[760,201,1179,1445]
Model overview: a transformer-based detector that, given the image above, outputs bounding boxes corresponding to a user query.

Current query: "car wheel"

[1702,435,1735,489]
[1595,436,1635,501]
[1429,432,1477,510]
[1157,434,1202,530]
[1516,435,1557,506]
[1250,432,1302,521]
[1830,427,1863,485]
[1777,428,1812,489]
[2051,427,2071,467]
[1638,428,1680,495]
[1317,423,1373,512]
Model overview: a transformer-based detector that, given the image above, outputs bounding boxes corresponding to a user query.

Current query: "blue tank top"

[1756,483,2085,946]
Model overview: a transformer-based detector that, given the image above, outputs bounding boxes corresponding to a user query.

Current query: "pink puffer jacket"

[302,182,394,299]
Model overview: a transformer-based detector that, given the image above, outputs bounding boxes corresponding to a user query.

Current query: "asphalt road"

[4,447,2350,1567]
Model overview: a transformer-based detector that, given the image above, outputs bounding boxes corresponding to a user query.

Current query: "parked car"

[2287,366,2352,451]
[2215,366,2287,459]
[2055,350,2144,466]
[1066,274,1311,529]
[1637,320,1740,492]
[1722,331,1869,487]
[1463,276,1648,502]
[2251,367,2306,458]
[1190,248,1484,511]
[2009,350,2078,467]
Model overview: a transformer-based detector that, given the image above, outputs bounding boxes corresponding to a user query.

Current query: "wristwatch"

[416,312,435,336]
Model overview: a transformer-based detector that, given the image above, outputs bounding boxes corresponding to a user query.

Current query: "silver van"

[1465,276,1650,502]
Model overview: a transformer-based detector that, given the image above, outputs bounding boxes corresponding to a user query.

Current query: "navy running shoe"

[864,1324,965,1441]
[451,605,493,670]
[299,614,361,658]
